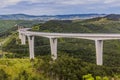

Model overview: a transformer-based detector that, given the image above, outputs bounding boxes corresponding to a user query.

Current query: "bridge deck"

[19,29,120,40]
[18,28,120,65]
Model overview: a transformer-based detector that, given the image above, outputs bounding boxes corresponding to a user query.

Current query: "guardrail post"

[49,38,57,60]
[95,40,103,65]
[27,36,34,59]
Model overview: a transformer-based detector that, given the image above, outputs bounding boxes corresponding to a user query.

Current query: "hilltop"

[104,14,120,20]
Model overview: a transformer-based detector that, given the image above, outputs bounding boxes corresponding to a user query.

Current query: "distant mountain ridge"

[104,14,120,20]
[0,14,106,21]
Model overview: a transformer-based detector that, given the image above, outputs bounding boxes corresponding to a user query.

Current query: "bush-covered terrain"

[1,17,120,80]
[0,58,48,80]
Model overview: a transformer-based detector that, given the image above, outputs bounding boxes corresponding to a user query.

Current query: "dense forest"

[1,17,120,80]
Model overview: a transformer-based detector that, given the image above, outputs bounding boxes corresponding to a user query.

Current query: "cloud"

[0,0,120,15]
[0,0,41,8]
[104,0,120,7]
[59,0,100,5]
[104,0,118,3]
[0,0,19,8]
[0,0,120,8]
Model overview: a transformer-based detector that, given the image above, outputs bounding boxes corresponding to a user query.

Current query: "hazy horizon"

[0,13,108,16]
[0,0,120,15]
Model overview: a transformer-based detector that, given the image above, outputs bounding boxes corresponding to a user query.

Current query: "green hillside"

[1,18,120,80]
[36,18,120,33]
[0,20,40,37]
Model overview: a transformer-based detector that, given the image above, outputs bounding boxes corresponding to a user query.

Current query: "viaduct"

[18,27,120,65]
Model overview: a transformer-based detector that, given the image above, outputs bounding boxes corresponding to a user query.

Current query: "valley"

[0,14,120,80]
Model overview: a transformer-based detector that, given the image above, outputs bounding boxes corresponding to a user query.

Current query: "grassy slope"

[0,20,40,37]
[0,20,40,30]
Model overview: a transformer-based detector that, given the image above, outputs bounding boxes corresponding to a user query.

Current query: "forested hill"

[33,17,120,33]
[104,14,120,20]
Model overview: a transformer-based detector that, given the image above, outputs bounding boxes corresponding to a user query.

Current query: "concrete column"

[49,38,57,60]
[19,33,22,40]
[21,34,26,45]
[28,36,34,59]
[95,40,103,65]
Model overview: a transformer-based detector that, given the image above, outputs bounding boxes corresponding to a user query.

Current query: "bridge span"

[18,28,120,65]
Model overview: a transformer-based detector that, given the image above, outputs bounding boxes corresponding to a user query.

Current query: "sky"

[0,0,120,15]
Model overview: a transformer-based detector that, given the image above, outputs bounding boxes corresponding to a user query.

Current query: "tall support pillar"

[95,40,103,65]
[49,38,57,60]
[28,36,34,59]
[21,34,26,45]
[19,33,22,40]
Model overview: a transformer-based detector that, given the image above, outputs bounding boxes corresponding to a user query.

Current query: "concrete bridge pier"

[49,38,57,60]
[19,33,22,40]
[95,40,103,65]
[27,36,35,59]
[21,34,26,45]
